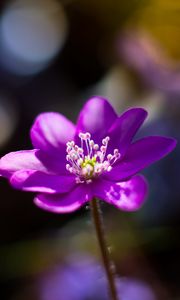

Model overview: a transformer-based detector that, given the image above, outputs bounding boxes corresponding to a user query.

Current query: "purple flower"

[39,253,157,300]
[118,31,180,95]
[0,97,176,213]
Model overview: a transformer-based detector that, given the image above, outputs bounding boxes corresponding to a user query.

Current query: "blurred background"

[0,0,180,299]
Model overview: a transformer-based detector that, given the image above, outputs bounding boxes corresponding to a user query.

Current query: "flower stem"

[90,198,119,300]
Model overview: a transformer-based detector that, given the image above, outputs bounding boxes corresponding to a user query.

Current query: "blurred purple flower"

[118,31,180,95]
[0,97,176,213]
[39,253,156,300]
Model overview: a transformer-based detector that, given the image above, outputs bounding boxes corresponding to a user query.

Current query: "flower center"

[66,132,120,183]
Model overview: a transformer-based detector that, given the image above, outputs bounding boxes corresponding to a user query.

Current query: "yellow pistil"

[81,157,96,178]
[81,157,96,168]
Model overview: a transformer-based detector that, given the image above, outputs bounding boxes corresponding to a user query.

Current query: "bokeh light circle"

[0,0,68,75]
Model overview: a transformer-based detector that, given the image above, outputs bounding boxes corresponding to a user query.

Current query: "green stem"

[90,198,119,300]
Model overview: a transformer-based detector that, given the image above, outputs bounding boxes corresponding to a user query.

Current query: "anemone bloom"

[0,97,176,213]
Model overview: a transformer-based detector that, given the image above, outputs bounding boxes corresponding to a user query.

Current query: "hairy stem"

[90,198,119,300]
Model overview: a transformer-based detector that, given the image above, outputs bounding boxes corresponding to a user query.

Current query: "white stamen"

[93,144,99,150]
[66,132,120,183]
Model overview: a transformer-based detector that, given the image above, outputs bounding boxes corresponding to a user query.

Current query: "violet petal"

[104,136,177,181]
[10,170,76,193]
[30,112,75,154]
[34,184,92,213]
[0,149,46,178]
[75,96,118,143]
[93,175,148,211]
[35,150,68,175]
[108,108,147,156]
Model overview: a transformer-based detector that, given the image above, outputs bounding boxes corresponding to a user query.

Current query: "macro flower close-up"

[0,96,176,213]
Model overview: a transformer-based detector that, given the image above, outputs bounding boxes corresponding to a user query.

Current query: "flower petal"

[35,150,68,175]
[93,175,148,211]
[0,150,46,178]
[34,184,92,213]
[75,97,118,143]
[30,112,75,154]
[104,136,177,181]
[10,170,76,193]
[108,108,147,156]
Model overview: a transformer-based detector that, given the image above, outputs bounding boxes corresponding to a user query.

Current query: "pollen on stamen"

[107,154,112,160]
[89,140,94,147]
[93,144,99,150]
